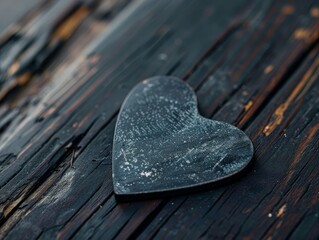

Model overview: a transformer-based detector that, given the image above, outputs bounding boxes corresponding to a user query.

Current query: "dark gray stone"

[112,76,254,200]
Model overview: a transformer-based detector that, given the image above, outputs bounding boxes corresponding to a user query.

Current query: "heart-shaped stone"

[112,76,254,200]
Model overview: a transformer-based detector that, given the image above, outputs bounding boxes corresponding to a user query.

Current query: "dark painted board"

[0,0,318,239]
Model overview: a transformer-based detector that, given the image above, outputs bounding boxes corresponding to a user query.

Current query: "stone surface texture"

[113,76,254,198]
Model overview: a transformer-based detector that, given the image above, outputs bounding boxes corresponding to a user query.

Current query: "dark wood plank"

[138,45,319,240]
[0,0,43,35]
[0,0,132,102]
[0,0,318,239]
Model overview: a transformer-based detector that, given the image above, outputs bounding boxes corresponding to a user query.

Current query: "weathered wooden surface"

[0,0,318,239]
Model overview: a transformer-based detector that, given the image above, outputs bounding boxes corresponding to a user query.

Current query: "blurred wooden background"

[0,0,318,239]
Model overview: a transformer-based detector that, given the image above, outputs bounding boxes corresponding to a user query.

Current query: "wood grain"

[0,0,318,239]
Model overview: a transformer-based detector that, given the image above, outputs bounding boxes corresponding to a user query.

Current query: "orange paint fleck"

[293,28,310,40]
[16,72,32,85]
[310,7,319,17]
[277,204,287,217]
[42,107,57,118]
[53,6,89,41]
[282,5,295,15]
[264,65,274,74]
[7,62,20,76]
[244,100,253,111]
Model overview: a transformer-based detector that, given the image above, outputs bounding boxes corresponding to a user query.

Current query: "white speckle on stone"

[141,171,152,177]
